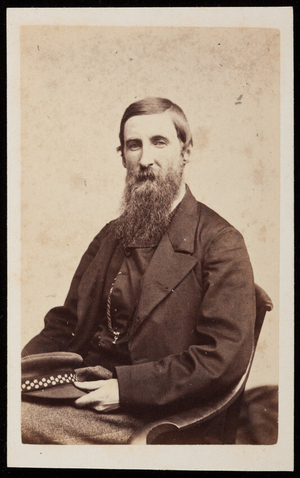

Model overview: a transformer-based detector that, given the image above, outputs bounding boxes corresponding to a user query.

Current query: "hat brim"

[23,383,87,399]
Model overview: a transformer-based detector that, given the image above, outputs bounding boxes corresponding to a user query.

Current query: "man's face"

[122,112,185,183]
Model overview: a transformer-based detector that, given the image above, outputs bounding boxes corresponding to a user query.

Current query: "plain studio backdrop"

[20,26,279,390]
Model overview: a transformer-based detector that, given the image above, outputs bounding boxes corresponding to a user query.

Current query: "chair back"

[221,284,273,443]
[254,284,273,345]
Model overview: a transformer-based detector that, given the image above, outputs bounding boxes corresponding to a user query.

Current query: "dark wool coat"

[22,186,256,413]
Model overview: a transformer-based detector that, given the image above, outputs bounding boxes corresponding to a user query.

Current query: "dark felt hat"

[21,352,87,399]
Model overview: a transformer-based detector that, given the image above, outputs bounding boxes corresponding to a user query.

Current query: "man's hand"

[74,379,120,412]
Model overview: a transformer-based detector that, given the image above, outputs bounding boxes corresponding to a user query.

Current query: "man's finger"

[74,380,104,391]
[74,389,103,407]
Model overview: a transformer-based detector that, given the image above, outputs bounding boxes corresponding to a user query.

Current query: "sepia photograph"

[7,7,293,471]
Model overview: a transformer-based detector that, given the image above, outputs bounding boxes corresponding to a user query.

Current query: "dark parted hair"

[117,97,193,156]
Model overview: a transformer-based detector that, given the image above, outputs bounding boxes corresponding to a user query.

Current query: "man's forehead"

[124,112,177,139]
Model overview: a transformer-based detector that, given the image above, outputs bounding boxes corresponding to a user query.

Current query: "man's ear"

[182,146,192,164]
[117,146,127,168]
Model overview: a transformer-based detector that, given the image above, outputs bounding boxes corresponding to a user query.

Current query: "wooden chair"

[129,284,273,444]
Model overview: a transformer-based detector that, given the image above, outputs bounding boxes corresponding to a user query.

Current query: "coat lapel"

[136,234,198,321]
[136,186,200,324]
[76,186,201,335]
[77,228,119,327]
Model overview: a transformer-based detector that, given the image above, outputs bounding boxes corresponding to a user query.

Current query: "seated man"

[21,97,256,444]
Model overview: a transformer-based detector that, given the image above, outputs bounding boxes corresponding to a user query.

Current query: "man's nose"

[139,146,154,168]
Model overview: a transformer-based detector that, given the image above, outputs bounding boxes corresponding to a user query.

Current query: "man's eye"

[154,140,167,147]
[129,143,140,151]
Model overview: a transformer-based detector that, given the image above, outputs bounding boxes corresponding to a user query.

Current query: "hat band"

[21,371,78,393]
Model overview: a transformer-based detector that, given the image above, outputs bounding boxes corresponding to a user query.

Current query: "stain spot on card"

[252,159,265,186]
[258,225,266,243]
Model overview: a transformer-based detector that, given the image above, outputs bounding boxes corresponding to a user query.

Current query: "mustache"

[132,166,156,182]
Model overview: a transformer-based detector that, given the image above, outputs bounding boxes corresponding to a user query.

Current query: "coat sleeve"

[115,227,256,411]
[21,228,106,357]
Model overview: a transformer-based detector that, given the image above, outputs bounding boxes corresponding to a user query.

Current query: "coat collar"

[167,184,200,254]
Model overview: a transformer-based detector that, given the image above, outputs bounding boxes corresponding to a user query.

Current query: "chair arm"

[129,357,252,444]
[130,285,273,444]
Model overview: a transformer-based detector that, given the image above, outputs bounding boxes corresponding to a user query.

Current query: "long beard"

[115,164,184,248]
